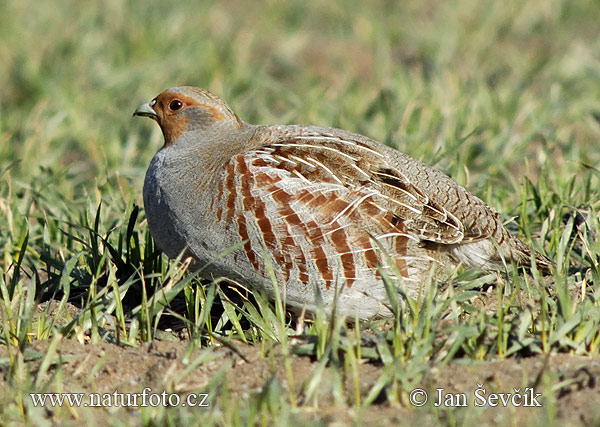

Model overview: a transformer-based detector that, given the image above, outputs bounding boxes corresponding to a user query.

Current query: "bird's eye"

[169,100,184,111]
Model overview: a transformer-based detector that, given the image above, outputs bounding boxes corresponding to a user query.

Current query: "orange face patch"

[161,115,188,146]
[152,92,229,146]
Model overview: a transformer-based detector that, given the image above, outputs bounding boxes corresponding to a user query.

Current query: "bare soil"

[0,302,598,426]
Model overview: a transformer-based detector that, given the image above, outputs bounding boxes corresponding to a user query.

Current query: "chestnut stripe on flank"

[234,156,260,270]
[237,155,253,211]
[255,208,276,249]
[280,210,310,283]
[394,236,409,277]
[312,245,333,289]
[269,183,312,285]
[224,161,236,221]
[242,156,293,280]
[283,214,310,284]
[331,225,355,288]
[306,220,333,288]
[252,193,290,281]
[306,220,325,244]
[390,215,409,277]
[236,212,259,270]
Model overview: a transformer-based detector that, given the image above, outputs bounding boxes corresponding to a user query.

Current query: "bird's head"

[134,86,243,147]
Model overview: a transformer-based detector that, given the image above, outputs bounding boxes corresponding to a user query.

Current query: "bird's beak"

[133,102,158,119]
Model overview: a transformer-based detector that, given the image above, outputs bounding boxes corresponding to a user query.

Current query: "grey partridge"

[134,87,551,319]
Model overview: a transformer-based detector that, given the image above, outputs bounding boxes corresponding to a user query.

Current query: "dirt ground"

[1,302,598,426]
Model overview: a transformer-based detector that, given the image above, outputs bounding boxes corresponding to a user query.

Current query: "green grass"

[1,0,599,425]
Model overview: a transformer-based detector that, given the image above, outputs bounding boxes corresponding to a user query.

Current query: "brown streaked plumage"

[134,86,552,319]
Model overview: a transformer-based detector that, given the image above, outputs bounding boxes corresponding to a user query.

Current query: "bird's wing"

[246,125,499,245]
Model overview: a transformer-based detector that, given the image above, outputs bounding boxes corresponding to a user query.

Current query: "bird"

[134,86,551,319]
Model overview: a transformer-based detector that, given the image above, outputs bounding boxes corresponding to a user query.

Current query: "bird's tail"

[509,235,553,273]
